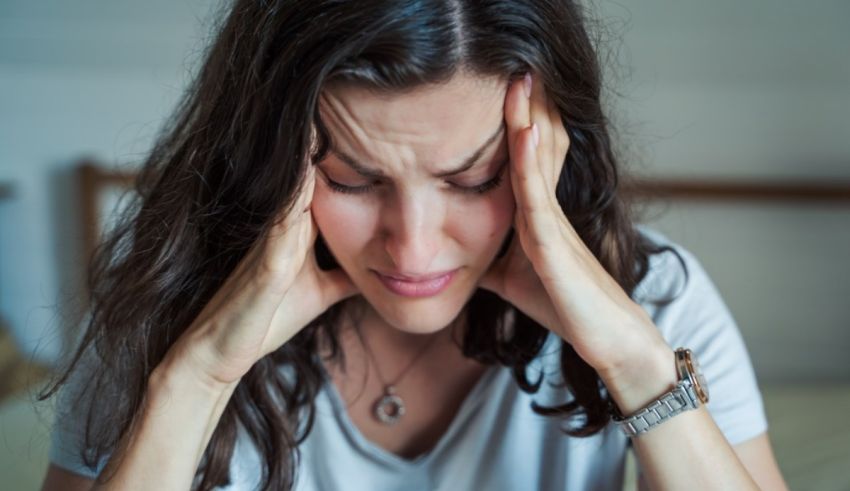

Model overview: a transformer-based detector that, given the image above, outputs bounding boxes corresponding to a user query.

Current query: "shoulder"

[48,346,111,479]
[631,224,738,347]
[632,224,695,306]
[631,224,769,445]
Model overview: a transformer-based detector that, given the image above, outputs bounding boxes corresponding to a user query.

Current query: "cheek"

[311,187,375,259]
[447,186,515,254]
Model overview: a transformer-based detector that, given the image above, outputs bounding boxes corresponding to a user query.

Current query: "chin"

[375,304,463,334]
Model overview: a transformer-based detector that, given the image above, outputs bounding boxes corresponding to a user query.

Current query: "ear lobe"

[496,227,515,259]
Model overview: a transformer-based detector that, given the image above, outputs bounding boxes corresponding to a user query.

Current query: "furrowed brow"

[331,121,506,179]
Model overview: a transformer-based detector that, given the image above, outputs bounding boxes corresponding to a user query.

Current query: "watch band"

[612,378,700,437]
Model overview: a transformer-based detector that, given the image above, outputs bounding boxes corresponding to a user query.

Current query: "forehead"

[317,73,507,168]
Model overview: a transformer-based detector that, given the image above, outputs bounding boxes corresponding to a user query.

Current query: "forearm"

[604,346,759,491]
[92,351,240,490]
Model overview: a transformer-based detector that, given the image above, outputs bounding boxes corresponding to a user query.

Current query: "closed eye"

[321,158,508,196]
[449,158,508,194]
[323,178,373,195]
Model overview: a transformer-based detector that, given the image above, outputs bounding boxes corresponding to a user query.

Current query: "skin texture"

[313,69,789,490]
[491,70,787,491]
[312,72,515,353]
[40,70,788,490]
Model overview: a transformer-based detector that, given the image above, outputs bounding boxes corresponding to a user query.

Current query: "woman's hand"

[167,161,359,389]
[479,72,674,404]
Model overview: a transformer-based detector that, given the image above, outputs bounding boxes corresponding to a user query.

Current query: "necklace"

[361,331,441,425]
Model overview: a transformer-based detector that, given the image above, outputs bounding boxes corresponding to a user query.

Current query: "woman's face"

[312,72,515,334]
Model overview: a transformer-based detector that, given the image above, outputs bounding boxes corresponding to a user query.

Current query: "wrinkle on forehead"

[317,74,507,176]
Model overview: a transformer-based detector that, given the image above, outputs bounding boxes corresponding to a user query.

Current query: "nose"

[381,191,444,275]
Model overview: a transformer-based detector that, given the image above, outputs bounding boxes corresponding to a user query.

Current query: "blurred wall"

[0,1,848,380]
[0,0,220,362]
[596,0,850,382]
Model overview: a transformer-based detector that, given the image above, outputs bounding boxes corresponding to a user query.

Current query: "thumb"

[478,254,506,297]
[479,230,520,298]
[319,267,359,305]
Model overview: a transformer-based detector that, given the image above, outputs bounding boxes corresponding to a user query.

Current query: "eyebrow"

[330,121,506,179]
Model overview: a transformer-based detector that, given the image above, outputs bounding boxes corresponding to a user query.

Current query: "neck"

[322,296,468,374]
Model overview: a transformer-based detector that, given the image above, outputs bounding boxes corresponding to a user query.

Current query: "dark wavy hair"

[39,0,686,489]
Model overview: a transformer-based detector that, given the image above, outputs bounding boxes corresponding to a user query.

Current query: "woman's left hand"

[479,71,673,404]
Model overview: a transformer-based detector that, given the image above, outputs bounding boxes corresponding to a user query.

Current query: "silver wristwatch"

[612,348,710,437]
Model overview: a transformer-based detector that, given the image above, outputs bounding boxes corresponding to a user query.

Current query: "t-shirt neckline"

[316,359,506,469]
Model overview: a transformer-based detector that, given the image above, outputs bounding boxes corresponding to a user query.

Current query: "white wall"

[593,0,850,382]
[598,0,850,179]
[0,0,220,362]
[1,1,848,381]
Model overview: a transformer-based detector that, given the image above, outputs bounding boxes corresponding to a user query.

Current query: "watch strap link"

[612,379,700,437]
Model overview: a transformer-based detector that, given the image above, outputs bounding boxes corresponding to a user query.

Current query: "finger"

[301,218,358,305]
[478,250,506,295]
[307,202,319,246]
[510,121,556,238]
[319,267,359,305]
[504,72,532,164]
[528,71,554,194]
[271,164,316,236]
[300,164,316,213]
[505,72,546,206]
[308,124,319,161]
[504,74,549,228]
[297,204,315,260]
[547,96,569,186]
[479,229,523,297]
[260,167,317,285]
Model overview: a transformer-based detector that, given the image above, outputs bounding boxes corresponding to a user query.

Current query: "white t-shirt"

[49,225,768,490]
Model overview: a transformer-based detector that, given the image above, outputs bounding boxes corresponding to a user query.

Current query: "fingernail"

[523,72,532,98]
[531,123,539,147]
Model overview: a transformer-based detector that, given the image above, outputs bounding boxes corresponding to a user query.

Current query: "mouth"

[372,268,459,298]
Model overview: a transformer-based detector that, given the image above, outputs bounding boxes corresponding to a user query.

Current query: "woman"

[40,0,788,490]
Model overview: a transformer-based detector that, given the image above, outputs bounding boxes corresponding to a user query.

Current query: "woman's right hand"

[164,162,359,388]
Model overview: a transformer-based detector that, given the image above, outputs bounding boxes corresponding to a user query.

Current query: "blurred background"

[1,0,848,489]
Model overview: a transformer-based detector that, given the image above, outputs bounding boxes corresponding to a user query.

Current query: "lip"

[373,268,458,298]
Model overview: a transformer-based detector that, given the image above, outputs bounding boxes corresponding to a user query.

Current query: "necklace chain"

[361,331,441,425]
[362,331,440,388]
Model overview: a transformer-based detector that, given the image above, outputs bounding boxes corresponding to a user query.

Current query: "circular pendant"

[373,387,405,425]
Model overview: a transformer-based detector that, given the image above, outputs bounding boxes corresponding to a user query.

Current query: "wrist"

[153,341,242,397]
[601,343,677,415]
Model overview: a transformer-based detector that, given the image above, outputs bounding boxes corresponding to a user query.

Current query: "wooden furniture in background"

[78,161,136,264]
[72,161,850,491]
[622,178,850,204]
[0,180,52,402]
[76,160,850,267]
